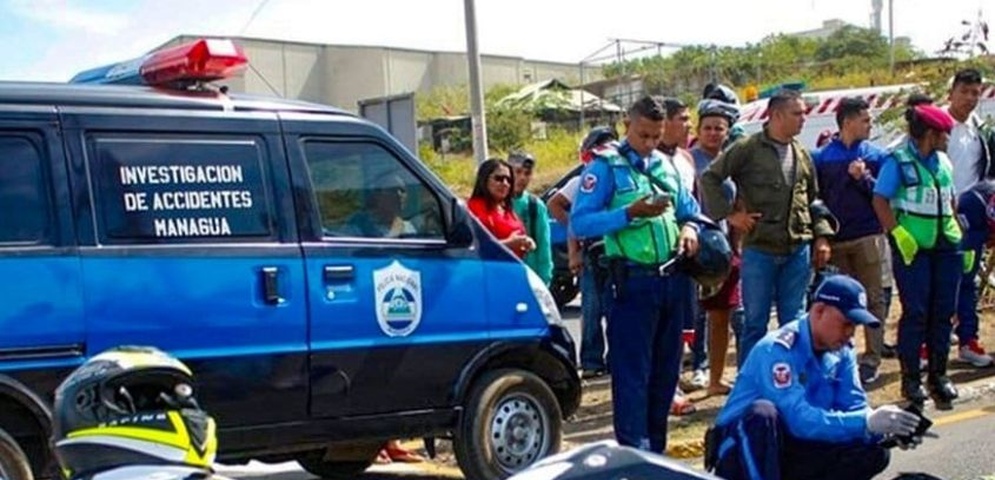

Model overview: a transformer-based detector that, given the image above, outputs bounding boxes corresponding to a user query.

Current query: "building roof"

[495,79,622,113]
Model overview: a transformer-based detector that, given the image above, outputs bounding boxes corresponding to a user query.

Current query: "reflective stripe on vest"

[891,145,962,249]
[603,150,681,265]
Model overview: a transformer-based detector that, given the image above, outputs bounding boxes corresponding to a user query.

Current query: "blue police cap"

[812,275,881,328]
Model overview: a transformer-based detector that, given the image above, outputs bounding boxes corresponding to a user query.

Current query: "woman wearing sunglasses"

[467,158,536,258]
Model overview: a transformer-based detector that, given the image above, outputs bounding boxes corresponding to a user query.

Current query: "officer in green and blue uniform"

[571,96,701,453]
[872,103,963,409]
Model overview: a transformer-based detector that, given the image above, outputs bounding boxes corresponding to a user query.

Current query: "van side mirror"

[447,198,474,248]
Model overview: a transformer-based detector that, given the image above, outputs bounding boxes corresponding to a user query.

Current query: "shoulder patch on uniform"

[773,329,796,349]
[580,173,598,193]
[772,362,792,389]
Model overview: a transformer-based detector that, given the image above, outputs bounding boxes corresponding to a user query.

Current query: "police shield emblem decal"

[772,362,792,389]
[373,260,422,337]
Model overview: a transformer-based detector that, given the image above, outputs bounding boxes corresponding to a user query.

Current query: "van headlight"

[526,268,563,326]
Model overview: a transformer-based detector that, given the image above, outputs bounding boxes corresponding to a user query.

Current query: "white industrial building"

[157,35,598,113]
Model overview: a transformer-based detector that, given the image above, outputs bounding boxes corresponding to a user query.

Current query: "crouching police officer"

[706,275,921,480]
[51,345,230,480]
[571,95,701,453]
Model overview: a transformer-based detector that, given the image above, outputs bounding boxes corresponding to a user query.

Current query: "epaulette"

[772,328,797,350]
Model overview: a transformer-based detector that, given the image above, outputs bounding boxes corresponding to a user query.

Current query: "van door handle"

[324,265,355,282]
[261,267,282,305]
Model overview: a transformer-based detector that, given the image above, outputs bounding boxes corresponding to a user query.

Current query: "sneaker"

[689,369,709,390]
[958,340,994,367]
[859,364,879,384]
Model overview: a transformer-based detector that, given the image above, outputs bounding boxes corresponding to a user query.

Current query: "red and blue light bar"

[70,38,248,86]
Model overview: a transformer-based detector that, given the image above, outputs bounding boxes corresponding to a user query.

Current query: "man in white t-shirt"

[547,127,616,378]
[946,68,992,195]
[946,68,995,367]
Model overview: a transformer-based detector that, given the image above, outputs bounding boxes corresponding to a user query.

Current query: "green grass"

[420,127,590,198]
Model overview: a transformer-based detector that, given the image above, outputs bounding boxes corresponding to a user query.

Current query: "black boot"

[900,361,928,406]
[928,353,958,410]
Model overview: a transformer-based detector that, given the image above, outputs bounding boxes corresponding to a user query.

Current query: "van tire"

[296,443,379,480]
[454,369,562,480]
[0,428,33,480]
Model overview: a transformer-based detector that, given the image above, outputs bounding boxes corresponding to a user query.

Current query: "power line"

[240,0,272,35]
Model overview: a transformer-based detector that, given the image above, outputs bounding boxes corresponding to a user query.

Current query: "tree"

[815,26,889,61]
[939,9,990,58]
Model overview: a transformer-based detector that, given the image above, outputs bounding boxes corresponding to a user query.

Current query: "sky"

[0,0,989,83]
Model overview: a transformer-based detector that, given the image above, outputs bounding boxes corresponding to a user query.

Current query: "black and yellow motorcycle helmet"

[52,346,217,479]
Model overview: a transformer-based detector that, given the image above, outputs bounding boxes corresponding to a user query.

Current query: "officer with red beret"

[872,102,963,409]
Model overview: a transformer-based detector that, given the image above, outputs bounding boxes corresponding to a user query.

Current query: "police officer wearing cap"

[571,95,701,453]
[707,274,918,480]
[872,102,963,409]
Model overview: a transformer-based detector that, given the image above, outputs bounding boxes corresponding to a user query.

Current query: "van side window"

[303,142,445,240]
[88,135,275,244]
[0,135,51,244]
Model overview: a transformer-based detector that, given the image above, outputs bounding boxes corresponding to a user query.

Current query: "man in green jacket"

[700,89,835,364]
[509,151,554,285]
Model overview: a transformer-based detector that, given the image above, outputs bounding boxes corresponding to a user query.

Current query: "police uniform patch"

[773,329,796,349]
[580,173,598,193]
[899,161,921,187]
[772,363,792,389]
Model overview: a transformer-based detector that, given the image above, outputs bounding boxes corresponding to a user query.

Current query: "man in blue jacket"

[812,97,889,385]
[955,178,995,367]
[707,274,920,480]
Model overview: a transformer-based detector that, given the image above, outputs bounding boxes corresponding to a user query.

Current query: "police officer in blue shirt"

[571,95,701,453]
[872,103,962,409]
[706,274,921,480]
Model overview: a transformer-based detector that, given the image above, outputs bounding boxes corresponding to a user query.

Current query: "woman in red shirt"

[467,158,536,258]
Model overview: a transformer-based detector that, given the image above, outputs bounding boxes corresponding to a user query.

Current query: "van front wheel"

[0,428,33,480]
[454,369,562,480]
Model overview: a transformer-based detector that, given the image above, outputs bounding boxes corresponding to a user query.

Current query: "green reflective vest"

[603,152,681,265]
[891,144,962,249]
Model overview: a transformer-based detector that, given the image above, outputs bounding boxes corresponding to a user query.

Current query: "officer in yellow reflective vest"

[872,103,963,409]
[571,96,702,453]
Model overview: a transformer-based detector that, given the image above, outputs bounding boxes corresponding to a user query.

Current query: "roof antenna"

[240,0,272,35]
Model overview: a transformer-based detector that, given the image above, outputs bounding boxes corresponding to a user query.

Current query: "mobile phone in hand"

[650,192,671,206]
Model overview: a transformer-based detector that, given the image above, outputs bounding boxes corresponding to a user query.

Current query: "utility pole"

[888,0,895,76]
[463,0,488,165]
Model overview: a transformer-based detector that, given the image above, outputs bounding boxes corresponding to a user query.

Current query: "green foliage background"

[414,25,993,196]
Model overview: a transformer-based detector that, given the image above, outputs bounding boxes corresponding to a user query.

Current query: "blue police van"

[0,39,580,480]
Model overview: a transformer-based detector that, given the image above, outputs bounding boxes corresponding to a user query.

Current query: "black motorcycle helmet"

[702,83,741,106]
[52,346,217,479]
[679,216,733,289]
[581,126,618,152]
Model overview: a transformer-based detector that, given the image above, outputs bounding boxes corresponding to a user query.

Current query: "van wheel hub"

[490,393,547,471]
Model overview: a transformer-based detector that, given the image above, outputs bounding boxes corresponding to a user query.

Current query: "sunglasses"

[490,174,512,184]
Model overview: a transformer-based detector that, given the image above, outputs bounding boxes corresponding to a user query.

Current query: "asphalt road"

[218,394,995,479]
[879,397,995,480]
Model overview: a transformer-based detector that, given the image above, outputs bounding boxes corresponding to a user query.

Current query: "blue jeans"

[956,245,984,344]
[739,244,811,365]
[580,258,610,371]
